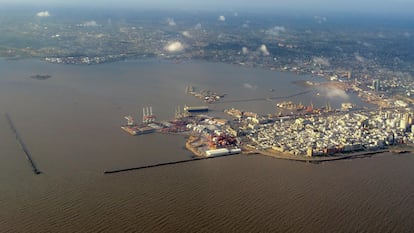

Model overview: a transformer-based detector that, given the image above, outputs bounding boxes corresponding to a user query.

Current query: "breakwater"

[5,113,41,175]
[218,90,313,104]
[104,153,240,174]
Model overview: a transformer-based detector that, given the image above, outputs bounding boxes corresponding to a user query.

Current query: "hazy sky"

[2,0,414,14]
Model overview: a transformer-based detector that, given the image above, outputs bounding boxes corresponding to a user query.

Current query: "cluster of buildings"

[181,115,242,157]
[186,117,238,146]
[43,55,129,65]
[248,109,414,157]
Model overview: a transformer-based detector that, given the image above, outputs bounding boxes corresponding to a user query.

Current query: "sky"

[2,0,414,14]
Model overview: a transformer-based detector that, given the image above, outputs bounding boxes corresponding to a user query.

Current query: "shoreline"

[182,134,414,163]
[249,145,414,164]
[185,135,205,157]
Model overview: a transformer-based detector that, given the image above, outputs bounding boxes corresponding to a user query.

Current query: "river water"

[0,58,413,232]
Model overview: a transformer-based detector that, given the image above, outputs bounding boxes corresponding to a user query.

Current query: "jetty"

[5,113,41,175]
[104,152,240,174]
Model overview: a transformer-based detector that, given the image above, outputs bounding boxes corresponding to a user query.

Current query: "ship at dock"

[121,107,191,136]
[185,85,225,104]
[276,101,305,111]
[184,105,209,113]
[121,126,155,135]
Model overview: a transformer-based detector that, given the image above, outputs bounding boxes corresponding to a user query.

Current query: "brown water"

[0,59,413,232]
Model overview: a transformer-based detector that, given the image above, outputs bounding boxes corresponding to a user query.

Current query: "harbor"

[120,82,414,164]
[121,105,242,158]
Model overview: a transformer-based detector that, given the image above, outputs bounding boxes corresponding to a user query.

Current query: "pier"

[217,90,313,104]
[104,153,240,174]
[5,113,41,175]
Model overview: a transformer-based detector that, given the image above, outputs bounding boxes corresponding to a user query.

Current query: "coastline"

[182,131,414,163]
[251,145,414,164]
[185,135,205,157]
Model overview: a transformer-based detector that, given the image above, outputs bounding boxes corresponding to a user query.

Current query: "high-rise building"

[307,147,313,157]
[400,113,411,131]
[373,79,380,91]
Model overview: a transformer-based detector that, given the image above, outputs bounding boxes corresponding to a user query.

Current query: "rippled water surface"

[0,59,413,232]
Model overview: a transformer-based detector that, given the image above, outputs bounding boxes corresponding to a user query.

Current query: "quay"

[5,113,41,175]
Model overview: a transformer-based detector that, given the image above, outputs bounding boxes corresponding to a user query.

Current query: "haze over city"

[2,0,414,13]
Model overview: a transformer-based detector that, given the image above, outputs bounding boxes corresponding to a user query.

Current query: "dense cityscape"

[118,85,414,160]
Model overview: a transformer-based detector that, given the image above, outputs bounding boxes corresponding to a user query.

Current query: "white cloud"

[354,54,365,63]
[265,26,286,36]
[167,18,176,26]
[77,20,100,27]
[314,16,328,24]
[363,42,373,47]
[325,88,349,100]
[218,15,226,21]
[377,32,387,38]
[164,41,185,53]
[313,57,330,66]
[259,44,270,56]
[243,83,257,89]
[182,31,192,38]
[36,11,50,17]
[242,47,249,55]
[194,23,202,30]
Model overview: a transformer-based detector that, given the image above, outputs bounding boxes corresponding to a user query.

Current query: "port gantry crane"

[142,106,156,123]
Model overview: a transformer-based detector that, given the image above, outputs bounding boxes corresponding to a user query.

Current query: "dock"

[5,113,41,175]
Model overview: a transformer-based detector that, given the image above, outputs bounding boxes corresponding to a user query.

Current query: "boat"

[30,74,51,80]
[121,126,155,135]
[184,105,209,113]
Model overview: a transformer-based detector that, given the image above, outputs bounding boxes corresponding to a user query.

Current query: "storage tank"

[229,148,242,154]
[205,148,230,157]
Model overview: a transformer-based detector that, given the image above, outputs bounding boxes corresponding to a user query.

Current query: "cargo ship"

[30,74,51,80]
[184,105,209,113]
[205,148,242,157]
[121,126,155,135]
[276,101,305,111]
